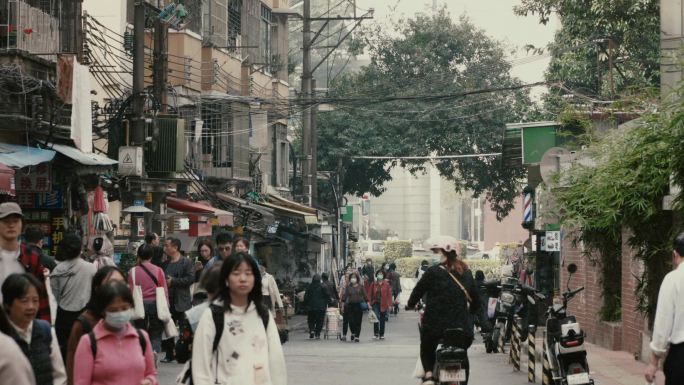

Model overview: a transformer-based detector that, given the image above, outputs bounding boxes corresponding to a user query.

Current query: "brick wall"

[621,228,647,356]
[557,227,647,354]
[561,231,622,350]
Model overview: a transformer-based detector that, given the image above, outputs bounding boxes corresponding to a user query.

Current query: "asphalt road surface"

[157,309,538,385]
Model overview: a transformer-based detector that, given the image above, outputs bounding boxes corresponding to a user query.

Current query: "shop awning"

[215,192,276,224]
[166,197,234,226]
[259,200,318,222]
[0,163,15,196]
[48,143,118,166]
[0,143,55,168]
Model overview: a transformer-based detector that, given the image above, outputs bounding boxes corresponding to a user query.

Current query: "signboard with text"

[16,163,51,192]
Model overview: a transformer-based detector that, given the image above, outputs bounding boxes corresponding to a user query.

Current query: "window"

[276,140,289,187]
[260,5,272,68]
[227,0,242,51]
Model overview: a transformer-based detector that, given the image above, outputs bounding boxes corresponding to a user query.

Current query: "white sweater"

[192,301,287,385]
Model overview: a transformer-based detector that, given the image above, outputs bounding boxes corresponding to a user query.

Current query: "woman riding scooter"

[407,240,479,385]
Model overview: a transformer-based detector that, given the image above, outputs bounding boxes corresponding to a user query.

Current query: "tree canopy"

[316,12,538,219]
[514,0,659,105]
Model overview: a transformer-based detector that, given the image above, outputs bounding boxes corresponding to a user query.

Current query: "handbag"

[163,319,179,338]
[360,301,369,312]
[368,309,379,323]
[139,263,171,323]
[130,267,145,320]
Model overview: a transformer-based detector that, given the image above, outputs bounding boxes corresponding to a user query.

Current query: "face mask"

[377,274,384,280]
[105,309,132,329]
[350,278,358,284]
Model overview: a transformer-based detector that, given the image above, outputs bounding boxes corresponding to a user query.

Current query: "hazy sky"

[355,0,559,86]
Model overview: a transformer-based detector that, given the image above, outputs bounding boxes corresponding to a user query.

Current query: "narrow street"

[158,310,535,385]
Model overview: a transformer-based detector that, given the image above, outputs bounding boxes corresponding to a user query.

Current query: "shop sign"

[17,192,35,209]
[545,231,561,252]
[137,217,146,237]
[35,187,63,209]
[16,163,51,192]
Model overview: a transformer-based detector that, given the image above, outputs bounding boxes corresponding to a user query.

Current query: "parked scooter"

[477,278,501,353]
[540,263,594,385]
[491,276,536,352]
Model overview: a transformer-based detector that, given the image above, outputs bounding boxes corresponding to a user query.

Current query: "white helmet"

[429,240,459,254]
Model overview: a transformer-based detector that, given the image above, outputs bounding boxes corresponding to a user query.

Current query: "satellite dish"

[539,147,574,185]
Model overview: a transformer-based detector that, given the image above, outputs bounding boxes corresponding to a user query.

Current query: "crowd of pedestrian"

[0,202,288,385]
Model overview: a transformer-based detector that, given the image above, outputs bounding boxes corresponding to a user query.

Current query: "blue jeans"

[373,303,386,337]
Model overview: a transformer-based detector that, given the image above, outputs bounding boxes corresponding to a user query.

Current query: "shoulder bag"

[439,265,473,308]
[130,267,146,320]
[139,263,172,323]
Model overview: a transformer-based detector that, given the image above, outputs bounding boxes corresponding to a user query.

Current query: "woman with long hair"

[406,240,480,385]
[65,266,125,385]
[191,252,286,385]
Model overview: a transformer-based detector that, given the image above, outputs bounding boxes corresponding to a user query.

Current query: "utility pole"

[302,0,313,207]
[300,0,373,207]
[132,1,146,147]
[131,1,147,239]
[153,15,169,113]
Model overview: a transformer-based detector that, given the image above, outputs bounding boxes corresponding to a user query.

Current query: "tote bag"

[130,267,145,320]
[138,263,172,324]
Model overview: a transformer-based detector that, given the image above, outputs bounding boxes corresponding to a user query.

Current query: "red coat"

[370,280,393,312]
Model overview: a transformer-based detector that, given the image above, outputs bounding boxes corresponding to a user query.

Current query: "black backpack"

[180,304,269,385]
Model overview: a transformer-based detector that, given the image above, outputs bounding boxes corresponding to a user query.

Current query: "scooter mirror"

[567,263,578,274]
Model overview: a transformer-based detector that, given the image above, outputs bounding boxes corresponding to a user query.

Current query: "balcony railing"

[0,0,59,59]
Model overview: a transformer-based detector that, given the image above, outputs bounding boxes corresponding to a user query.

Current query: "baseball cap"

[0,202,23,219]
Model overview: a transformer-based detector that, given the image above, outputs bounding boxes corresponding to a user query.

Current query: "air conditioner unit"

[147,118,186,173]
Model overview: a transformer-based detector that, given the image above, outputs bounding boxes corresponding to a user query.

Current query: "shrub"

[383,240,413,260]
[393,257,504,279]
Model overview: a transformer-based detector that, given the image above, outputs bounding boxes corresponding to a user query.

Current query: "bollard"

[542,331,551,385]
[512,317,521,371]
[528,325,536,383]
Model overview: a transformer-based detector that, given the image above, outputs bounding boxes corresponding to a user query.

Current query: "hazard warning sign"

[118,146,142,176]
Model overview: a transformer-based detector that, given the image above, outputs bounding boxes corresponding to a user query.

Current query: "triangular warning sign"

[122,153,133,163]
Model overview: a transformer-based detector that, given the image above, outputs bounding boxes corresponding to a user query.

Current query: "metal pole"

[301,0,312,206]
[528,325,537,383]
[132,1,146,146]
[337,157,343,269]
[130,1,146,240]
[542,331,551,385]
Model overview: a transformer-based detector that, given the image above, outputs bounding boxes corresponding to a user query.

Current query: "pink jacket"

[128,262,169,302]
[74,321,158,385]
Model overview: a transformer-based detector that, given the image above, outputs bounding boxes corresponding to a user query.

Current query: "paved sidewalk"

[584,343,664,385]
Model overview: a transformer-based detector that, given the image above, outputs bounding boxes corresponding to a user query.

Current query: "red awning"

[0,163,15,196]
[166,197,234,231]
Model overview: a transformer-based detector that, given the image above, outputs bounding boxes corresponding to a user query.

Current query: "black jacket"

[304,283,329,312]
[407,264,480,338]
